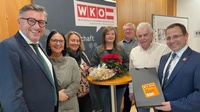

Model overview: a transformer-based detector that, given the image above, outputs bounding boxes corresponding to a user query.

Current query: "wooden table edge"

[87,75,132,86]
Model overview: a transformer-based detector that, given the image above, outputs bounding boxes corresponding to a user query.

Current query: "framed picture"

[152,14,188,44]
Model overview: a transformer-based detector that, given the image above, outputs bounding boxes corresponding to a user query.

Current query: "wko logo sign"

[74,0,117,32]
[77,4,114,20]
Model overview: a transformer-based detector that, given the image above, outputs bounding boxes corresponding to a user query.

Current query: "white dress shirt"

[162,45,188,84]
[129,42,171,93]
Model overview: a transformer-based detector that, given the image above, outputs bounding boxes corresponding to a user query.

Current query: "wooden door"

[0,0,32,42]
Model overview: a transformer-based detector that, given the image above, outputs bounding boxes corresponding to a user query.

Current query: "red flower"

[100,54,122,64]
[100,54,128,78]
[118,69,123,74]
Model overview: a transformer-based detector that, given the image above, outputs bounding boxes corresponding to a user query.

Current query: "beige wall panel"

[117,0,146,41]
[145,0,167,24]
[5,0,32,38]
[131,0,146,26]
[167,0,177,16]
[117,0,176,41]
[117,0,133,41]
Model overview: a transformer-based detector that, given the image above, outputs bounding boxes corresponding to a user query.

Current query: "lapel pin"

[183,58,187,61]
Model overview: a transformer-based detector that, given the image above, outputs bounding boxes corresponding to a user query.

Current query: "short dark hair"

[19,4,48,19]
[165,23,187,35]
[46,30,67,56]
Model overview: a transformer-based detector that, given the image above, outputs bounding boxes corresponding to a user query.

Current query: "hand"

[155,101,171,111]
[129,93,135,101]
[81,63,90,71]
[88,67,93,72]
[84,65,89,71]
[59,89,69,102]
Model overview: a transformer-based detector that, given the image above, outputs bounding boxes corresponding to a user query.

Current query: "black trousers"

[122,84,132,112]
[78,93,92,112]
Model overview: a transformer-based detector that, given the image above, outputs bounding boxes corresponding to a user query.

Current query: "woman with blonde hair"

[65,31,92,112]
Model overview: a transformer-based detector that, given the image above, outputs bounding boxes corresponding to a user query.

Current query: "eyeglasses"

[124,28,134,32]
[50,39,64,44]
[20,18,47,28]
[165,34,183,41]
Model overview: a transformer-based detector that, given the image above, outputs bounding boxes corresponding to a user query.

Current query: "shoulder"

[153,42,166,47]
[130,45,140,52]
[96,46,101,49]
[153,42,169,50]
[93,46,101,53]
[131,37,138,42]
[118,40,124,45]
[0,36,20,53]
[1,36,16,45]
[188,47,200,58]
[115,46,128,56]
[117,42,124,48]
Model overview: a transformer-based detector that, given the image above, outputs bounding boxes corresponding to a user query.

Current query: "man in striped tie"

[156,23,200,112]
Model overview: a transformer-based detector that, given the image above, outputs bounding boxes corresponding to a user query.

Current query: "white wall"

[177,0,200,52]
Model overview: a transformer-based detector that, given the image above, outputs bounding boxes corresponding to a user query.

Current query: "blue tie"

[30,44,57,105]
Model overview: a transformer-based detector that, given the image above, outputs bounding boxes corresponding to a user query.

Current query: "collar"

[172,45,188,58]
[19,30,39,44]
[123,37,135,43]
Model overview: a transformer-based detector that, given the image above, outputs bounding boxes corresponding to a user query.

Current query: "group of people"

[1,3,200,112]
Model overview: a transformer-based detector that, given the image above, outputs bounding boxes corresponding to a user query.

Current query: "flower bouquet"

[89,54,128,80]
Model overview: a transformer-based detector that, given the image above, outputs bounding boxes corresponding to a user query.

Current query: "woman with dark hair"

[90,26,129,112]
[65,31,93,112]
[46,30,81,112]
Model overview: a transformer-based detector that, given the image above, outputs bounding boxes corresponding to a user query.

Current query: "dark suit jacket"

[158,47,200,112]
[0,32,58,112]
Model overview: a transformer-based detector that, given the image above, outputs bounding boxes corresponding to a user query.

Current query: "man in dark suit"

[0,4,58,112]
[156,23,200,112]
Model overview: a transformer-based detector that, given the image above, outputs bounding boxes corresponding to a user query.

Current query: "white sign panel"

[74,0,117,32]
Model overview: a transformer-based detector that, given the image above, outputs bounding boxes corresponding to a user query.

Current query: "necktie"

[162,53,176,88]
[30,44,57,105]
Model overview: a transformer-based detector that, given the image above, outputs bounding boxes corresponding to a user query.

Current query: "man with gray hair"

[129,22,170,112]
[118,23,138,112]
[118,23,138,56]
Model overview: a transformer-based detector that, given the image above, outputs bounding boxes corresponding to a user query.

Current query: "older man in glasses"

[118,23,138,112]
[128,22,171,112]
[0,4,58,112]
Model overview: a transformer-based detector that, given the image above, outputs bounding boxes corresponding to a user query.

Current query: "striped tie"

[162,53,176,88]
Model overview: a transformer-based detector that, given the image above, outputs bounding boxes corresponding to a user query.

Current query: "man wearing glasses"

[156,23,200,112]
[118,23,138,112]
[0,4,58,112]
